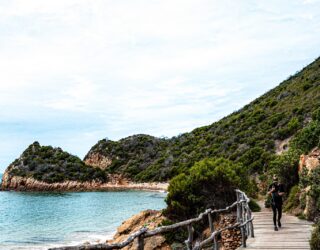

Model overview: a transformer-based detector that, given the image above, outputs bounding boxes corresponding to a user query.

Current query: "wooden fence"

[50,189,254,250]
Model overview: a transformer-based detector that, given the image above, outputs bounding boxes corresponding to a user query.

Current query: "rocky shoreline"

[0,173,168,192]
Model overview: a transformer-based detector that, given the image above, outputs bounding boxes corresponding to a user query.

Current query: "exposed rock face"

[275,137,291,155]
[84,153,112,170]
[107,174,129,185]
[201,214,241,250]
[1,170,11,188]
[219,215,242,250]
[299,147,320,173]
[108,210,170,250]
[298,147,320,220]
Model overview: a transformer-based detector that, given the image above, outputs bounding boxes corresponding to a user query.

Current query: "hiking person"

[267,175,285,231]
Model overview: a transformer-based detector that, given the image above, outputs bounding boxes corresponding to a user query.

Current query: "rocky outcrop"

[299,147,320,173]
[275,137,291,155]
[218,215,242,250]
[106,174,129,185]
[200,214,241,250]
[298,147,320,220]
[107,210,170,250]
[84,153,112,170]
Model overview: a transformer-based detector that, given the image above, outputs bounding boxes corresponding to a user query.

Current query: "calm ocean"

[0,174,166,250]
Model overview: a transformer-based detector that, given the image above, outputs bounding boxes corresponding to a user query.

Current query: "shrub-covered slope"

[6,141,107,183]
[85,134,169,177]
[86,57,320,182]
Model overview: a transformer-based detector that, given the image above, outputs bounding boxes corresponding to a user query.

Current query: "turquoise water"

[0,174,167,250]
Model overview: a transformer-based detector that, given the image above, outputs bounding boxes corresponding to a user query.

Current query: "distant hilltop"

[1,56,320,191]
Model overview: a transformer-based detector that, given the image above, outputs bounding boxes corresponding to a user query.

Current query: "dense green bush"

[291,120,320,154]
[264,195,272,208]
[269,149,300,192]
[303,82,313,91]
[299,167,320,220]
[284,185,300,212]
[310,222,320,250]
[312,108,320,121]
[165,157,252,221]
[249,199,261,212]
[237,147,274,173]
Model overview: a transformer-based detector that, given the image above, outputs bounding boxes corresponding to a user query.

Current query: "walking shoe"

[278,220,281,228]
[274,226,278,231]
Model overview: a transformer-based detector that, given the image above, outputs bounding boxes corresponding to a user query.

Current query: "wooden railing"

[49,189,254,250]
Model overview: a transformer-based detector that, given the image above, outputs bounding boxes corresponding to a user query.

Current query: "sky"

[0,0,320,172]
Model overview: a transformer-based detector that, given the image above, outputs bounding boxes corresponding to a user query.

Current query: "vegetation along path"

[239,201,313,250]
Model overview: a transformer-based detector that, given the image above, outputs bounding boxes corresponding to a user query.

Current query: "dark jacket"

[268,183,284,205]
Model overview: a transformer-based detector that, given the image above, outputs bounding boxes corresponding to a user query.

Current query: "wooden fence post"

[236,191,241,223]
[185,224,194,250]
[248,209,254,238]
[245,206,249,237]
[208,213,214,233]
[137,235,144,250]
[243,201,248,238]
[213,234,219,250]
[208,213,219,250]
[239,193,246,248]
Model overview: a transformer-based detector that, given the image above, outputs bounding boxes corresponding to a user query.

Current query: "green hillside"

[86,57,320,182]
[7,142,107,183]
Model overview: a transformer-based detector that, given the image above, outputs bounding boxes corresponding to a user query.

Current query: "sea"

[0,174,167,250]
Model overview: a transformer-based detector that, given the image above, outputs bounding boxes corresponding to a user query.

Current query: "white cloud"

[45,77,99,112]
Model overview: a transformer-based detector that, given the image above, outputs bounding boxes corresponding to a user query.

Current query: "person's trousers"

[271,203,282,226]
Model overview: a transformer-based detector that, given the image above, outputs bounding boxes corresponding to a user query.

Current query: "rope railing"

[49,189,254,250]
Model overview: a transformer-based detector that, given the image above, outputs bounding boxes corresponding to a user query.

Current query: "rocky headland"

[1,141,168,192]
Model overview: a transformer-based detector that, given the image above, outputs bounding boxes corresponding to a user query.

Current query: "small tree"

[165,157,250,221]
